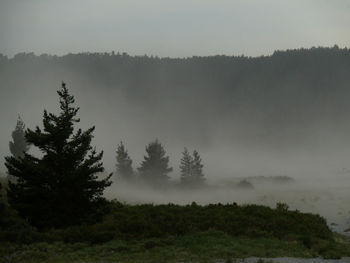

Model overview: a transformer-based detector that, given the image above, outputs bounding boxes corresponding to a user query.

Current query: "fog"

[2,74,350,181]
[1,50,350,179]
[104,176,350,236]
[1,49,350,234]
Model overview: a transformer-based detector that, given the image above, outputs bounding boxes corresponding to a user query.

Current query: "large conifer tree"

[138,139,172,184]
[116,141,134,181]
[5,82,112,228]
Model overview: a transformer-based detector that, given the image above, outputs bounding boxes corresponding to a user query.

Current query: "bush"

[0,201,334,245]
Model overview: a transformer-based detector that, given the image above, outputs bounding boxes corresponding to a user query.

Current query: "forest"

[1,46,350,152]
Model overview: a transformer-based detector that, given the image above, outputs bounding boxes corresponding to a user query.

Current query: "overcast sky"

[0,0,349,57]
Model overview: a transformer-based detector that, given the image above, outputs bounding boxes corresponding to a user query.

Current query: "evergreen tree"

[116,141,134,181]
[0,182,5,221]
[191,150,205,184]
[180,148,205,186]
[180,148,193,184]
[9,115,30,158]
[138,139,172,184]
[5,82,112,228]
[0,182,4,224]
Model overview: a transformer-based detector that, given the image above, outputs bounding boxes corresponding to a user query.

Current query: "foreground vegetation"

[1,230,350,263]
[0,200,335,242]
[1,190,350,262]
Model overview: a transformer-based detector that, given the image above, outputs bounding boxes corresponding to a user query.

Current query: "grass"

[1,179,350,262]
[1,230,349,263]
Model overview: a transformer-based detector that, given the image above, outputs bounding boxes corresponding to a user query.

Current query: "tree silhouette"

[138,139,172,184]
[5,82,112,228]
[191,150,205,185]
[180,147,193,184]
[116,141,134,181]
[0,182,2,204]
[180,148,205,186]
[9,115,30,159]
[0,183,4,226]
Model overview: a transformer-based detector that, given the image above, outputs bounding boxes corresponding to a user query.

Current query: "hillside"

[1,46,350,175]
[1,46,349,146]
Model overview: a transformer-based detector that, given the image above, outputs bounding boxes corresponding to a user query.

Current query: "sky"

[0,0,349,58]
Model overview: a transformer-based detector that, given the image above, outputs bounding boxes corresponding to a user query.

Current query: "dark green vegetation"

[4,83,112,229]
[1,231,349,263]
[0,198,350,262]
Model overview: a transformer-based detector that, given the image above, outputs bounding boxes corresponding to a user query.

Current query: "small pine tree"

[5,82,112,228]
[180,148,193,184]
[9,115,30,158]
[138,139,173,184]
[191,150,205,184]
[116,141,134,181]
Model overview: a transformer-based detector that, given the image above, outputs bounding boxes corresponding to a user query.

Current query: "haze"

[1,0,350,235]
[1,50,350,179]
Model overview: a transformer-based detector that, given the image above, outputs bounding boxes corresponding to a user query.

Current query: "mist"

[1,49,350,178]
[1,49,350,236]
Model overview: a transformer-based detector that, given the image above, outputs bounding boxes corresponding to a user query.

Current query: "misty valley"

[1,47,350,262]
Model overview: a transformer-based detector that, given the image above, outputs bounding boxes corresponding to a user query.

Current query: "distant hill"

[1,46,350,150]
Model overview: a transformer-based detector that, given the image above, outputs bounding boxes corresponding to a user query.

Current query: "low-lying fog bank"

[104,175,350,237]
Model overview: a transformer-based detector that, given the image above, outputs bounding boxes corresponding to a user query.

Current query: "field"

[1,231,350,263]
[1,176,350,262]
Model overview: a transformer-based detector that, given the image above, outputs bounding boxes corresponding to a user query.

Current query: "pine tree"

[0,182,3,223]
[9,115,30,158]
[180,148,193,184]
[5,82,112,228]
[116,141,134,181]
[191,150,205,184]
[138,139,173,184]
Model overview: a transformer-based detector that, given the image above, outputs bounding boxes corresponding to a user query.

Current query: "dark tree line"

[2,46,350,148]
